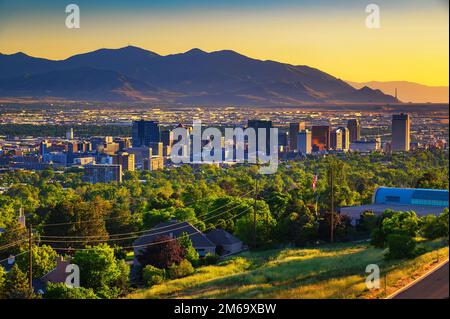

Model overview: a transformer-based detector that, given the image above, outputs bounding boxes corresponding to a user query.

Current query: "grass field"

[127,239,449,299]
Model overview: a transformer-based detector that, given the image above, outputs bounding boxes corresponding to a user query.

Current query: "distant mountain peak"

[184,48,207,55]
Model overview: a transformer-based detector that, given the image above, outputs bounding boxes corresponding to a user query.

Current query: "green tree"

[178,232,199,266]
[72,244,127,299]
[137,235,186,269]
[17,245,57,279]
[2,264,34,299]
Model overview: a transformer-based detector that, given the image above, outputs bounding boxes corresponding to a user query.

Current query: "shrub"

[142,265,166,287]
[167,259,194,279]
[370,228,386,248]
[385,233,416,260]
[199,253,220,266]
[178,232,199,266]
[420,210,449,240]
[44,283,98,299]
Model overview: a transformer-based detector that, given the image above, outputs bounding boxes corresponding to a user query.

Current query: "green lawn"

[127,239,449,299]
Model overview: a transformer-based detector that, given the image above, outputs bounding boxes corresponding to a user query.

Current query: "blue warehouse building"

[340,187,449,222]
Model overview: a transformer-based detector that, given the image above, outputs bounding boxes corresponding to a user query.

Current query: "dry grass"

[126,239,449,299]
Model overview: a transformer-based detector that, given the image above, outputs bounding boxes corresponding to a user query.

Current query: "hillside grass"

[127,239,449,299]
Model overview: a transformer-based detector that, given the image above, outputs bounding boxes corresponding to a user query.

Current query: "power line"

[39,189,254,239]
[0,250,29,265]
[36,189,254,231]
[39,199,253,244]
[0,238,28,252]
[47,206,253,252]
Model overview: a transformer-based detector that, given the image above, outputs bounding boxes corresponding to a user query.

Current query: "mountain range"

[0,46,399,105]
[347,81,449,104]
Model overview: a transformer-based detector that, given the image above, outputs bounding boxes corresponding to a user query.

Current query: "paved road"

[393,261,449,299]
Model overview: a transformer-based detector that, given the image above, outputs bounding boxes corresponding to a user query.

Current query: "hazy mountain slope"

[347,80,448,103]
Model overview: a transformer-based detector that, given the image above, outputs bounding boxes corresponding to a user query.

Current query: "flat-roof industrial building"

[340,187,449,222]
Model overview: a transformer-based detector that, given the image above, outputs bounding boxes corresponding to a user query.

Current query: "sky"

[0,0,448,86]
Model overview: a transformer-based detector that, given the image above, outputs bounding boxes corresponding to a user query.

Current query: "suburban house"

[132,220,217,264]
[340,187,449,223]
[206,228,244,256]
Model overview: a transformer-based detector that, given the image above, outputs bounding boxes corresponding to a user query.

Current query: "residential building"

[133,220,216,264]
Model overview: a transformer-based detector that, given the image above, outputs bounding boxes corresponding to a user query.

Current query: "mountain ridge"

[0,46,399,105]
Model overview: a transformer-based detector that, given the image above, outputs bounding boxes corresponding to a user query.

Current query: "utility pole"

[253,175,258,248]
[330,164,334,244]
[28,225,33,290]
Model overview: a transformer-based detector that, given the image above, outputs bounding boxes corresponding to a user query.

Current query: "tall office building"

[311,126,331,152]
[331,128,343,151]
[113,152,135,172]
[132,120,160,147]
[347,119,361,142]
[297,130,312,154]
[391,113,410,152]
[289,122,306,152]
[161,130,174,147]
[248,120,273,153]
[340,127,350,151]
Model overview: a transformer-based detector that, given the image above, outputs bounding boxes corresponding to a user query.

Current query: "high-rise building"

[347,119,361,142]
[331,128,343,151]
[311,126,331,152]
[391,113,410,152]
[39,140,51,156]
[83,164,122,184]
[132,120,160,147]
[339,127,350,151]
[161,130,174,147]
[149,142,163,157]
[297,130,312,154]
[248,120,273,153]
[289,122,305,151]
[113,152,135,172]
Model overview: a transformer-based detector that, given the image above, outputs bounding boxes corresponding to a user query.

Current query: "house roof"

[206,228,242,246]
[133,220,216,248]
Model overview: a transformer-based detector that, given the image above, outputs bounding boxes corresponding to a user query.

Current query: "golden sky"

[0,1,448,86]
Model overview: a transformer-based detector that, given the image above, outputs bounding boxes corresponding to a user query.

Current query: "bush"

[370,228,386,248]
[199,253,220,266]
[167,259,194,279]
[178,232,199,266]
[385,233,416,260]
[142,265,165,287]
[420,210,449,240]
[44,283,98,299]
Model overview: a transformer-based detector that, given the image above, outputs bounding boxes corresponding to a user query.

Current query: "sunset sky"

[0,0,448,86]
